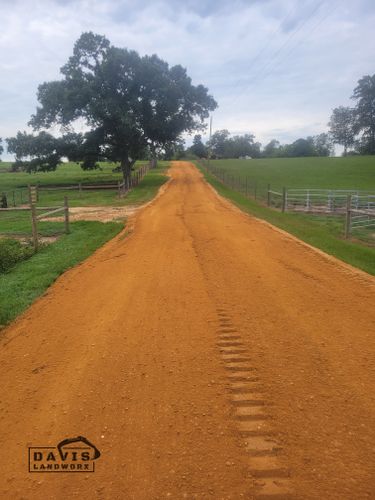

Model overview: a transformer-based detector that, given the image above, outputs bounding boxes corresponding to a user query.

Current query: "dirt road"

[1,162,375,499]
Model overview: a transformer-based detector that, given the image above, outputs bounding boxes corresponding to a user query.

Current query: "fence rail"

[345,195,375,238]
[0,187,70,251]
[0,162,151,208]
[201,160,375,241]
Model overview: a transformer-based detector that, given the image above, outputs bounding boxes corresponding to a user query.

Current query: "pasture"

[0,161,169,207]
[198,159,375,276]
[208,156,375,195]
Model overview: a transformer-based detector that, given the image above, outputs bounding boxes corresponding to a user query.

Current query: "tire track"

[183,205,294,498]
[215,307,294,499]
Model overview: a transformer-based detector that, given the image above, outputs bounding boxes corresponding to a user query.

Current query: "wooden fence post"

[28,185,37,205]
[267,184,271,207]
[64,196,70,234]
[345,194,352,239]
[30,203,38,252]
[282,187,287,212]
[1,192,7,208]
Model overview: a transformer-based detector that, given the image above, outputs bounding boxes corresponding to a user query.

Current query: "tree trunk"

[120,158,136,191]
[121,159,131,191]
[150,144,158,169]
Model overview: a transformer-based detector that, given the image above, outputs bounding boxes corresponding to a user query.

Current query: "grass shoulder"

[196,163,375,276]
[0,221,122,326]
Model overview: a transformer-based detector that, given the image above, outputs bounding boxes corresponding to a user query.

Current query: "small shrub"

[0,238,34,273]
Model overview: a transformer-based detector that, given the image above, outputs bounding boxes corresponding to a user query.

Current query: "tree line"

[184,131,333,159]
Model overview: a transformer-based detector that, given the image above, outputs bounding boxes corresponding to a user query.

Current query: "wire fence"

[201,160,375,242]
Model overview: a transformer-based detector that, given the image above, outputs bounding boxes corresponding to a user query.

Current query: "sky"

[0,0,374,159]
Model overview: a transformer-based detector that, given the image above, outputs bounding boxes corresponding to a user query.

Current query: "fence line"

[0,188,70,251]
[0,162,151,207]
[345,194,375,238]
[200,160,375,241]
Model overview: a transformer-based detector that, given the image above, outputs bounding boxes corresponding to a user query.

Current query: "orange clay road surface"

[0,161,375,499]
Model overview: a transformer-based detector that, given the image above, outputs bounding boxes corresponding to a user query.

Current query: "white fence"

[269,189,375,214]
[346,194,375,238]
[267,189,375,239]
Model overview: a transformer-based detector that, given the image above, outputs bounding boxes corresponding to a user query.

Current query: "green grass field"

[0,161,169,207]
[208,156,375,199]
[196,160,375,276]
[0,162,168,239]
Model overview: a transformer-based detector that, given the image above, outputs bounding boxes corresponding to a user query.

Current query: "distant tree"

[208,130,261,158]
[7,131,62,172]
[9,32,217,184]
[208,129,230,158]
[286,137,316,157]
[313,133,333,156]
[173,139,186,160]
[328,106,355,156]
[0,138,3,159]
[351,74,375,154]
[227,134,261,158]
[190,134,207,158]
[163,139,185,160]
[263,139,280,157]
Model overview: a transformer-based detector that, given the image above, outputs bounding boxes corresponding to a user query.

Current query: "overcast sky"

[1,0,374,158]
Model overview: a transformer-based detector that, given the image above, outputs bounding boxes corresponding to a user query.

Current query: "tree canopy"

[329,74,375,155]
[352,75,375,154]
[8,32,217,183]
[328,106,355,155]
[207,130,261,159]
[189,134,207,158]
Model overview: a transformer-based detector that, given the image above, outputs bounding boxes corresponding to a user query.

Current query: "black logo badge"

[28,436,101,473]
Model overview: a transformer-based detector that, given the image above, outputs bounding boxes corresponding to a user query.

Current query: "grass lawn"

[207,156,375,202]
[0,210,63,237]
[0,163,168,239]
[0,161,169,207]
[196,162,375,276]
[0,221,122,325]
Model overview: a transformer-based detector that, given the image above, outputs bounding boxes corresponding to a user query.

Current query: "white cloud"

[1,0,375,159]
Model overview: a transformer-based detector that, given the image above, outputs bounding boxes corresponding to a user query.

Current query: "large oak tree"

[9,32,217,186]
